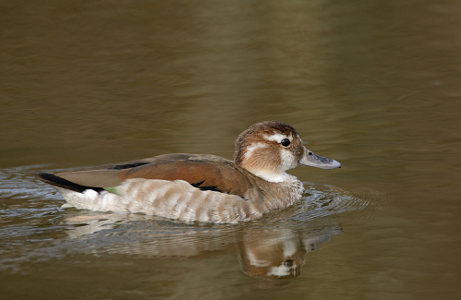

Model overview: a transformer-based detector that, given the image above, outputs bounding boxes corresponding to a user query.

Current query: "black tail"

[36,172,104,193]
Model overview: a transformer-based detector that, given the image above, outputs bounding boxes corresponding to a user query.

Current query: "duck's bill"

[299,147,341,169]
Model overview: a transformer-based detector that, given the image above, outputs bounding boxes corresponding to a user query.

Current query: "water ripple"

[292,182,369,221]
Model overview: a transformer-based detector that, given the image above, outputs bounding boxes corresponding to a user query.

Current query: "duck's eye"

[284,259,294,267]
[281,138,291,147]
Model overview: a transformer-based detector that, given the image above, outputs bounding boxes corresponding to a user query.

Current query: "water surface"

[1,1,461,299]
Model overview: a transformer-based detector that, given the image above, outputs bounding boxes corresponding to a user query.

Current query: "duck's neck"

[248,168,293,183]
[238,161,293,183]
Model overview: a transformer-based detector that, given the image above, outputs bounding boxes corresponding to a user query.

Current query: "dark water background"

[1,1,461,299]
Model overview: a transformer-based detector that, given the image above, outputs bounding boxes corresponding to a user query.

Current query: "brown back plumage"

[44,153,259,199]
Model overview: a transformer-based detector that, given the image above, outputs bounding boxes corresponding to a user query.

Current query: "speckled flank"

[59,177,304,224]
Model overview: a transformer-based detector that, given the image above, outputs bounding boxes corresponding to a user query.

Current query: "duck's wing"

[38,154,256,199]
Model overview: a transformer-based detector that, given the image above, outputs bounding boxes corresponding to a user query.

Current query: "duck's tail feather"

[36,172,104,193]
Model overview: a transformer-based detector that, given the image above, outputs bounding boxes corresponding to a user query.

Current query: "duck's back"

[50,153,260,200]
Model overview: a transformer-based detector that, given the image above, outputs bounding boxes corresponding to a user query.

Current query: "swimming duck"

[37,121,341,224]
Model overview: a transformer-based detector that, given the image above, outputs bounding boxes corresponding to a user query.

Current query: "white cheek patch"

[263,132,293,143]
[280,148,297,171]
[244,142,268,160]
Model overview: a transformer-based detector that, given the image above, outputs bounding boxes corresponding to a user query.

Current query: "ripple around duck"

[0,165,62,201]
[0,165,64,227]
[291,182,369,222]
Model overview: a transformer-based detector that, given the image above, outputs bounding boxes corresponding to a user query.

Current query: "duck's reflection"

[64,213,341,280]
[237,229,306,278]
[236,225,341,279]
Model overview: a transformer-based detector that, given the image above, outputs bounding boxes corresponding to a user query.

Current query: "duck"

[36,121,341,224]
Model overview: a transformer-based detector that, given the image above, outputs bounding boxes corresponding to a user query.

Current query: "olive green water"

[1,1,461,299]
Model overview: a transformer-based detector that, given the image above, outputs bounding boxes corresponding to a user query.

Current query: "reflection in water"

[236,226,341,279]
[64,213,342,280]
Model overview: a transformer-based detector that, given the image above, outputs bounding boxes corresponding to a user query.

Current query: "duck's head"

[234,121,341,182]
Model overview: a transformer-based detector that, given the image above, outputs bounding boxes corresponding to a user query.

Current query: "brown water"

[1,1,461,299]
